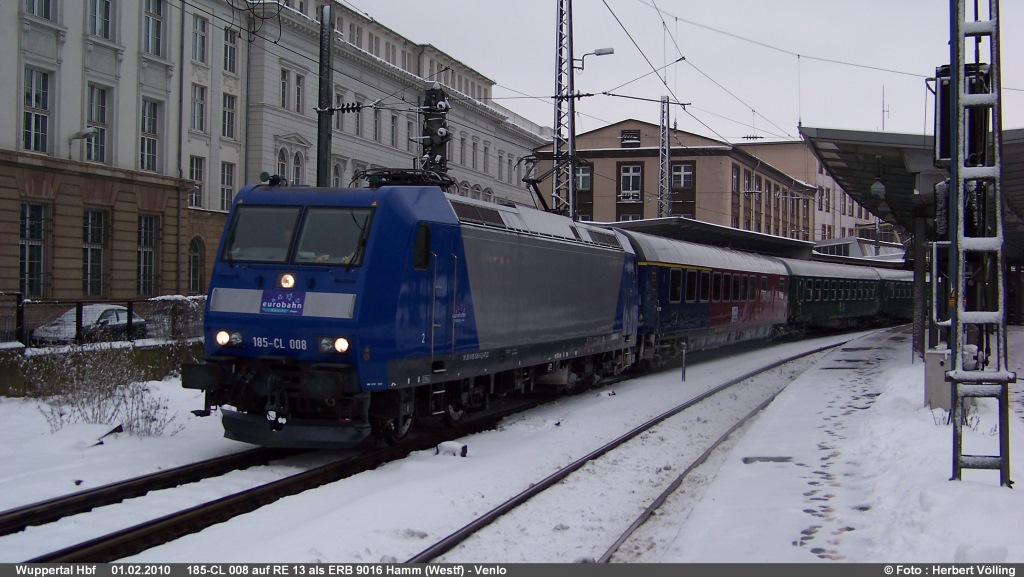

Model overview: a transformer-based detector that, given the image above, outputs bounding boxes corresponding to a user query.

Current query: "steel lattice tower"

[658,96,672,218]
[552,0,577,219]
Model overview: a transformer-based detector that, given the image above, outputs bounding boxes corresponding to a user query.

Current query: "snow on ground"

[0,327,1021,563]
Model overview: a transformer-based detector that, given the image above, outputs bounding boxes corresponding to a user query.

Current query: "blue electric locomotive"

[183,176,638,448]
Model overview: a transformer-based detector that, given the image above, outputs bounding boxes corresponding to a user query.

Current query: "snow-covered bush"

[19,345,181,437]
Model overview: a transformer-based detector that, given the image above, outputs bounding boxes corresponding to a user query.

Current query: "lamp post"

[574,47,614,71]
[67,126,98,160]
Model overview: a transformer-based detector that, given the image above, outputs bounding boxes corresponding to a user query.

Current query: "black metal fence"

[0,293,206,347]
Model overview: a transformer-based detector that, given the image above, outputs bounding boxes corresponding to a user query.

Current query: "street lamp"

[574,47,614,71]
[67,126,99,159]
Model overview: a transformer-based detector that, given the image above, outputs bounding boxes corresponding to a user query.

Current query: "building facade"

[738,141,876,243]
[536,120,815,235]
[534,120,877,245]
[2,0,547,302]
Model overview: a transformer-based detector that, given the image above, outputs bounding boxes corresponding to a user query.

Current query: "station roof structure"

[799,126,1024,262]
[604,216,816,260]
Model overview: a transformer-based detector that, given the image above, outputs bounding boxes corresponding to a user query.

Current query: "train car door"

[428,223,458,372]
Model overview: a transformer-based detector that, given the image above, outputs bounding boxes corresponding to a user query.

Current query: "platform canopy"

[605,216,815,260]
[799,126,1024,262]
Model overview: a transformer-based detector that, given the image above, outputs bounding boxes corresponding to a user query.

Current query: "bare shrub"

[20,344,181,437]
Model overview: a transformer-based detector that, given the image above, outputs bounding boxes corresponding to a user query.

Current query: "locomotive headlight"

[317,336,350,354]
[333,337,350,353]
[215,330,243,347]
[279,273,296,289]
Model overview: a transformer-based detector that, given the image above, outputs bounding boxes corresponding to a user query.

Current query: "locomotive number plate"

[251,336,309,351]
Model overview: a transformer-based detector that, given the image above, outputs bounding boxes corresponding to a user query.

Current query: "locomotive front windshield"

[222,205,374,266]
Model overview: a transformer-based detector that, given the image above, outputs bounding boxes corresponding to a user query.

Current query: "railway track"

[405,340,850,563]
[12,398,540,563]
[14,332,871,563]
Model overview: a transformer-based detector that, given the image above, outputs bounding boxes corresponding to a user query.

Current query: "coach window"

[732,274,741,302]
[413,224,430,270]
[685,270,698,302]
[814,279,822,301]
[699,271,710,303]
[738,275,747,302]
[712,272,723,302]
[669,268,683,303]
[778,277,785,300]
[832,280,838,300]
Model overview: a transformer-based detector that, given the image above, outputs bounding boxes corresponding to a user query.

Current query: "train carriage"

[779,258,882,333]
[617,230,789,363]
[877,268,915,322]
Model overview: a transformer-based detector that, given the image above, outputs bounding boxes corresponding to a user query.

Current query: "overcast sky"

[344,0,1023,143]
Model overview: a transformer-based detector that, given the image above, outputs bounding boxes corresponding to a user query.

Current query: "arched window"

[188,237,205,294]
[293,152,303,184]
[333,164,342,187]
[277,149,288,178]
[460,182,470,197]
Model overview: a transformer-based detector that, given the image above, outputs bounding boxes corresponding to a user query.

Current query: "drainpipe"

[175,5,187,294]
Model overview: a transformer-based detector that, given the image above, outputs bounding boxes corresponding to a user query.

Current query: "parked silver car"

[31,305,147,344]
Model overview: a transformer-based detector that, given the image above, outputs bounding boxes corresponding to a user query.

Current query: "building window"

[140,99,159,171]
[294,75,304,113]
[189,156,205,207]
[280,70,289,109]
[222,93,236,139]
[618,214,641,221]
[88,0,113,40]
[483,146,490,174]
[671,162,695,190]
[137,215,157,296]
[619,164,642,201]
[23,67,50,153]
[192,15,208,63]
[220,162,235,211]
[334,93,344,130]
[277,149,287,177]
[472,142,478,170]
[188,238,204,294]
[25,0,52,19]
[390,114,398,147]
[354,102,362,136]
[373,108,381,142]
[143,0,164,57]
[86,85,108,162]
[406,120,414,152]
[20,203,47,298]
[223,27,238,73]
[82,210,106,297]
[576,165,592,191]
[332,164,342,187]
[190,84,206,132]
[824,187,831,212]
[292,152,303,184]
[620,130,641,147]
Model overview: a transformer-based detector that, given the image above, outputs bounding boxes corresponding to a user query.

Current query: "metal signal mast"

[551,0,577,219]
[943,0,1014,486]
[657,96,672,218]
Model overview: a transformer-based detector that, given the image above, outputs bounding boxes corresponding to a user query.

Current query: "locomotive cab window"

[294,207,374,267]
[413,224,430,270]
[222,205,302,263]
